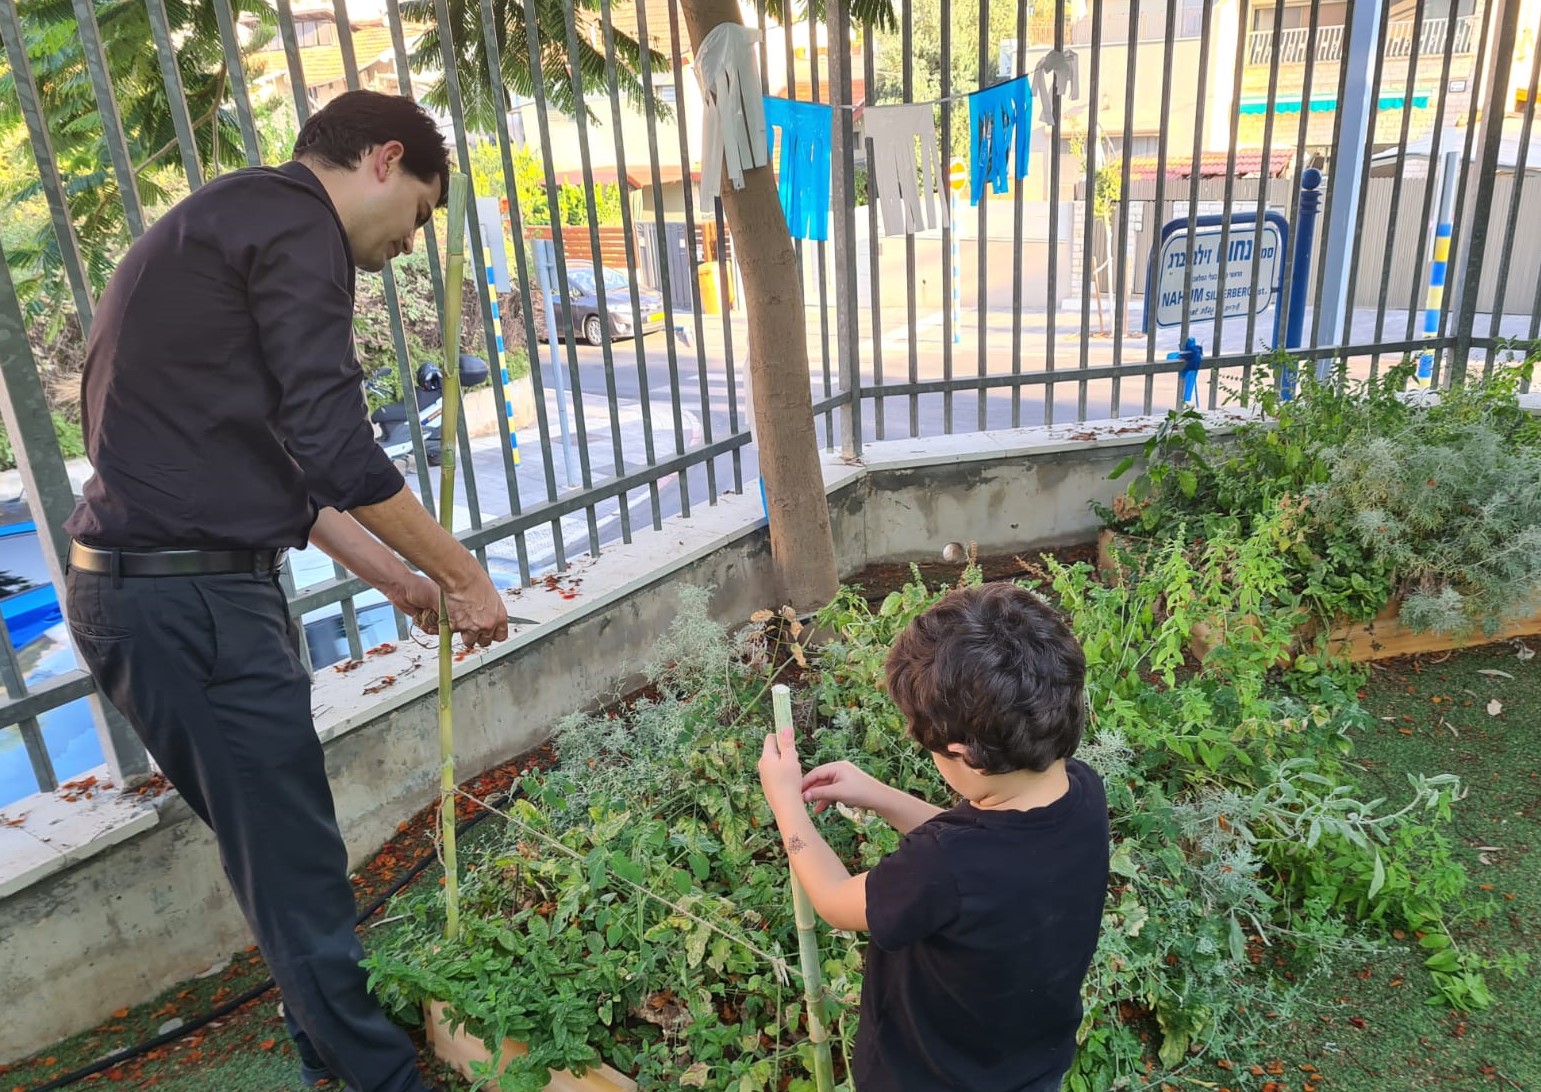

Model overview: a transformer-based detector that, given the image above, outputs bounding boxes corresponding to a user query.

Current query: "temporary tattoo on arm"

[786,834,807,854]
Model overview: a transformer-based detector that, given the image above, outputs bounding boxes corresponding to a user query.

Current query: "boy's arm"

[766,801,870,932]
[801,761,944,835]
[759,729,869,931]
[863,781,945,835]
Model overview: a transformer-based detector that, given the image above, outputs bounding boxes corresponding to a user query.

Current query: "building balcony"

[1246,13,1479,67]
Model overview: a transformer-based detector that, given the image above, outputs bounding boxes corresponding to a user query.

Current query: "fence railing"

[1,0,1537,807]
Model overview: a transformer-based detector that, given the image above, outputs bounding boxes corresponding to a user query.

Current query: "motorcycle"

[369,354,490,468]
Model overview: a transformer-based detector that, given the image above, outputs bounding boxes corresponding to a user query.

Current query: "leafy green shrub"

[1102,353,1541,632]
[365,532,1504,1090]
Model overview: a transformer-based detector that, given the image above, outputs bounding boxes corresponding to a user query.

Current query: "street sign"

[1144,212,1289,333]
[949,158,966,193]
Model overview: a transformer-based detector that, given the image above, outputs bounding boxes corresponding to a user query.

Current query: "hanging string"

[763,96,834,241]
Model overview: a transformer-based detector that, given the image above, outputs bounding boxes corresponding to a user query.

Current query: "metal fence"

[1,0,1538,804]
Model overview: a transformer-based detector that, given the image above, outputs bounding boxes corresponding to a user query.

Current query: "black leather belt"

[69,541,287,578]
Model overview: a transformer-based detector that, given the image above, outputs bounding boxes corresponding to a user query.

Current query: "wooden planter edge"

[424,1000,637,1092]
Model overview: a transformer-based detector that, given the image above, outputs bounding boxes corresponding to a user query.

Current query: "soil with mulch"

[844,541,1100,596]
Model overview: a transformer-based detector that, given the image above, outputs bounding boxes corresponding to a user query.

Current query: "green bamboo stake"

[771,684,835,1092]
[437,172,470,941]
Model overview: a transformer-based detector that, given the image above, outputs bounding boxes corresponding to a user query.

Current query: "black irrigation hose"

[25,788,522,1092]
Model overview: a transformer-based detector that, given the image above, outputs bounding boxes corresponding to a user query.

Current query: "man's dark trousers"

[64,566,429,1092]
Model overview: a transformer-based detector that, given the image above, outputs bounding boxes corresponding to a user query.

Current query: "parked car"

[545,265,667,346]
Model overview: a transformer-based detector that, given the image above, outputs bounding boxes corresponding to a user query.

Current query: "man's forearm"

[309,508,413,595]
[870,784,945,835]
[349,485,483,593]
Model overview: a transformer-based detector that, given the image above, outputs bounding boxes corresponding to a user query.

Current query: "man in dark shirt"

[62,91,507,1092]
[757,583,1110,1090]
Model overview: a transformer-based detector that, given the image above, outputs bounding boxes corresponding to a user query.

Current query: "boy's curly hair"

[885,583,1086,774]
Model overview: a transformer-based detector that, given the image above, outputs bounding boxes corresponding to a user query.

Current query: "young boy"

[757,582,1110,1091]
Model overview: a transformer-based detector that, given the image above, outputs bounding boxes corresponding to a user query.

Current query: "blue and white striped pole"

[480,195,519,465]
[1418,151,1460,387]
[484,250,521,466]
[949,158,965,345]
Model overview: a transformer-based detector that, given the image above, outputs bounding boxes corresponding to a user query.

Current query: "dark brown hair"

[292,90,450,204]
[885,583,1087,774]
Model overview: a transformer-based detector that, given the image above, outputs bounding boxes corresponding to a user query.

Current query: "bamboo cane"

[437,173,470,941]
[771,684,835,1092]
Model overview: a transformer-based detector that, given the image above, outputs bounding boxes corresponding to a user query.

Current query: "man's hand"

[383,571,442,632]
[441,568,508,649]
[758,724,807,818]
[800,761,886,814]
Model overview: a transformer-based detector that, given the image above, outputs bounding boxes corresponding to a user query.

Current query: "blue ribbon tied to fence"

[967,77,1032,206]
[762,96,834,241]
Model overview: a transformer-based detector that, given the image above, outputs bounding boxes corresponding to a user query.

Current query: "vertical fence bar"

[976,0,993,431]
[1429,6,1492,387]
[0,240,151,788]
[68,0,145,238]
[1043,0,1063,425]
[0,1,95,330]
[471,0,551,580]
[1402,0,1461,357]
[940,0,955,433]
[597,0,666,527]
[1370,0,1428,380]
[631,0,693,520]
[144,0,204,190]
[1174,0,1216,404]
[1076,0,1104,421]
[806,3,835,449]
[663,0,718,497]
[1485,35,1541,355]
[1143,0,1181,414]
[1337,0,1394,361]
[830,0,862,457]
[1274,0,1325,367]
[903,0,920,437]
[1208,0,1250,405]
[1451,0,1521,380]
[1308,0,1355,359]
[274,0,311,126]
[1313,0,1385,372]
[864,21,886,442]
[393,3,497,565]
[1009,0,1028,425]
[209,0,263,165]
[516,1,603,547]
[1108,0,1140,418]
[1241,0,1287,389]
[560,0,633,545]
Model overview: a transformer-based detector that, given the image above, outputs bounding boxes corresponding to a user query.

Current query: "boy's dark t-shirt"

[853,757,1110,1091]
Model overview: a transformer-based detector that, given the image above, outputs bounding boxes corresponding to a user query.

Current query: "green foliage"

[400,0,667,133]
[0,413,84,472]
[366,529,1488,1089]
[0,0,274,315]
[1101,355,1541,633]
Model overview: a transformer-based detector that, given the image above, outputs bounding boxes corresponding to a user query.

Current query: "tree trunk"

[680,0,839,611]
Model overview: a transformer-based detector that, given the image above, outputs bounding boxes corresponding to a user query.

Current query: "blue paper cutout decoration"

[967,77,1032,206]
[762,96,833,241]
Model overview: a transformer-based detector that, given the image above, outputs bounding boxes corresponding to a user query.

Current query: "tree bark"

[679,0,840,611]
